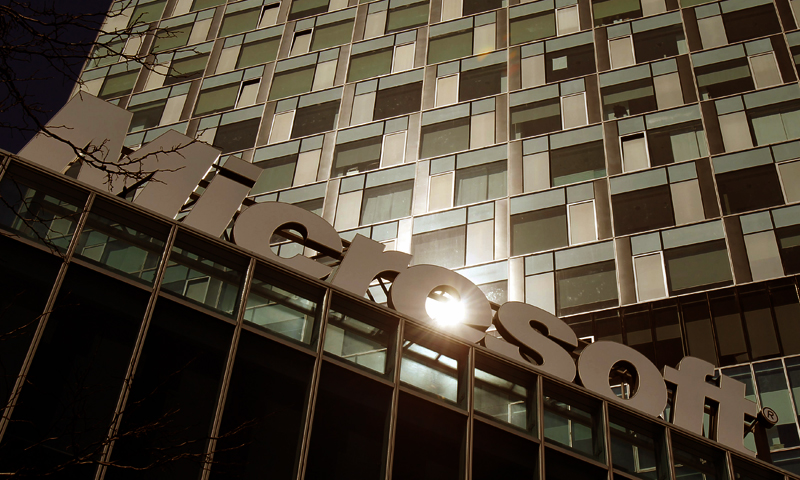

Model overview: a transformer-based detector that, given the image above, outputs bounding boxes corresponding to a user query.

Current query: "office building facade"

[4,0,800,475]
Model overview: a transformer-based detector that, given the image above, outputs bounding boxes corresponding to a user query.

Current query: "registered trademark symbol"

[761,407,779,425]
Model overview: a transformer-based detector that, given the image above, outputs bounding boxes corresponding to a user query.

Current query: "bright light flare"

[425,290,464,326]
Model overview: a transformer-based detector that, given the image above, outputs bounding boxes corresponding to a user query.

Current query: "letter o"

[577,341,667,417]
[388,265,492,343]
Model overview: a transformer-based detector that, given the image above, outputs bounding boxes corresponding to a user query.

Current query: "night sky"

[0,0,114,153]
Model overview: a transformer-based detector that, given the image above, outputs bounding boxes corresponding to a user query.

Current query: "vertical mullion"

[297,286,333,480]
[0,191,96,441]
[536,377,546,480]
[384,317,405,480]
[464,346,475,480]
[200,256,257,479]
[94,223,179,480]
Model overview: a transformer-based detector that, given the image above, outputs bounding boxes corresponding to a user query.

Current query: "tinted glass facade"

[12,0,800,474]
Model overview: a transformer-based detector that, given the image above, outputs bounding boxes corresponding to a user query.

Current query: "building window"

[454,161,507,206]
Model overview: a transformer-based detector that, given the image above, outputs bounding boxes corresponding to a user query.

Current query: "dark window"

[386,1,430,33]
[237,38,280,69]
[0,266,147,477]
[0,237,61,418]
[740,290,780,360]
[165,54,208,86]
[633,25,685,63]
[252,155,297,194]
[332,136,383,176]
[348,48,393,82]
[391,392,466,480]
[623,309,656,363]
[664,240,733,296]
[373,82,423,120]
[510,206,568,256]
[428,31,473,64]
[557,260,619,316]
[459,63,505,101]
[214,117,262,153]
[211,330,314,479]
[602,77,656,119]
[269,66,315,100]
[509,11,556,46]
[128,99,167,132]
[722,5,781,44]
[107,298,233,479]
[695,58,754,100]
[510,97,562,139]
[545,44,596,83]
[716,164,783,215]
[711,294,749,366]
[681,297,718,366]
[472,422,538,480]
[776,224,800,275]
[464,0,504,15]
[420,117,471,158]
[291,100,340,138]
[194,83,239,116]
[647,121,707,166]
[305,363,392,479]
[289,0,329,21]
[550,139,606,186]
[772,286,800,356]
[592,0,642,26]
[652,304,684,369]
[611,185,674,236]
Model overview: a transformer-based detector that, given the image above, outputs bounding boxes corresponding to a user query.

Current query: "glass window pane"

[455,160,507,206]
[219,8,260,37]
[348,49,393,82]
[428,31,473,65]
[671,180,705,225]
[711,294,749,365]
[310,20,354,51]
[128,99,167,132]
[634,253,666,301]
[436,74,459,106]
[665,240,732,295]
[324,304,395,375]
[245,270,321,344]
[772,287,800,355]
[744,231,784,281]
[252,155,297,194]
[386,2,430,33]
[474,357,535,432]
[152,25,191,52]
[550,140,606,186]
[740,290,780,360]
[671,434,726,480]
[754,361,800,450]
[0,167,86,252]
[568,201,596,244]
[750,53,782,89]
[622,133,648,172]
[602,78,656,120]
[466,220,494,264]
[592,0,642,26]
[192,0,224,10]
[682,298,718,365]
[543,382,605,462]
[510,206,568,256]
[128,0,167,25]
[779,160,800,203]
[238,37,280,68]
[510,12,556,45]
[214,117,261,153]
[361,180,413,225]
[289,0,329,20]
[510,98,561,139]
[76,201,167,285]
[611,185,674,236]
[420,117,471,158]
[269,66,315,100]
[165,54,208,86]
[610,36,635,69]
[459,63,505,101]
[291,100,340,138]
[401,339,461,403]
[647,121,707,166]
[609,408,661,480]
[374,81,423,120]
[556,260,618,315]
[412,226,466,268]
[429,172,454,211]
[194,83,239,116]
[99,70,139,99]
[776,224,800,275]
[716,165,783,215]
[562,93,587,129]
[161,236,246,317]
[332,136,383,176]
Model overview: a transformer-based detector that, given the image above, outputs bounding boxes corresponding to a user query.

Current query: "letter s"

[490,302,578,382]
